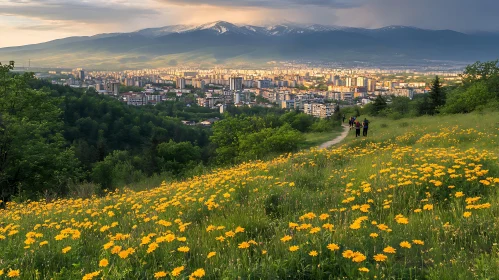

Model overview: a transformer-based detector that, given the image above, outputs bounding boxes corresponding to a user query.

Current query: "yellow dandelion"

[289,245,299,252]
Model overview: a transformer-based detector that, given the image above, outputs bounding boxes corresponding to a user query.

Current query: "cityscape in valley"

[36,65,461,121]
[2,0,499,279]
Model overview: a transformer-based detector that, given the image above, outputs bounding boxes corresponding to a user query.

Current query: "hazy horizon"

[1,0,499,48]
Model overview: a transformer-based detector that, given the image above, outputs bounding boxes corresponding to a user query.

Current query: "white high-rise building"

[356,77,368,87]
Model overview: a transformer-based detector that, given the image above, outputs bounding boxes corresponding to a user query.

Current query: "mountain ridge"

[1,21,498,69]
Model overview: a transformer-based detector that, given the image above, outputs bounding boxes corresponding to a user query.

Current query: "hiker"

[355,120,361,137]
[362,118,369,136]
[342,114,346,123]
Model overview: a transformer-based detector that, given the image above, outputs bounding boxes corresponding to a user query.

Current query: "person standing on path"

[342,115,346,123]
[362,118,369,136]
[355,120,361,137]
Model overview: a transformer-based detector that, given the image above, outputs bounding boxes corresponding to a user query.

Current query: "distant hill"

[1,21,499,69]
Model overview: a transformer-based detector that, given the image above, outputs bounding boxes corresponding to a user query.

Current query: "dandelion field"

[1,112,499,279]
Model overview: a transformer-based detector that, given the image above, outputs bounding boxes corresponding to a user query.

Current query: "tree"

[390,96,411,115]
[238,124,304,161]
[157,140,201,175]
[0,62,81,200]
[461,60,499,85]
[428,76,446,114]
[371,95,387,116]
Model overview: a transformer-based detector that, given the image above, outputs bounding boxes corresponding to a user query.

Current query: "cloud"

[158,0,365,8]
[0,0,157,24]
[335,0,499,32]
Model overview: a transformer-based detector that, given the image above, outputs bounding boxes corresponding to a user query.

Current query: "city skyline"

[1,0,499,48]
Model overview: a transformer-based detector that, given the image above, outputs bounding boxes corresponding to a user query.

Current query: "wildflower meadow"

[1,112,498,279]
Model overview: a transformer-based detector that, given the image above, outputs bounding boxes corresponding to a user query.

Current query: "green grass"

[1,111,499,279]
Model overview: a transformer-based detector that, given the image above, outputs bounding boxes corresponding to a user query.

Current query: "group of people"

[343,115,370,137]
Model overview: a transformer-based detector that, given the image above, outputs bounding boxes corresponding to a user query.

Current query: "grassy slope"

[300,129,343,150]
[1,112,499,279]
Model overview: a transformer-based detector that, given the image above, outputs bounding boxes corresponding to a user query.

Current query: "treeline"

[0,62,341,201]
[359,60,499,119]
[1,62,212,200]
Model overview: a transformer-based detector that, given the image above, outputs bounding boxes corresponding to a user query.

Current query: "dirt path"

[318,125,350,149]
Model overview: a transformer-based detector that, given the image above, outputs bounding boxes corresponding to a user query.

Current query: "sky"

[1,0,499,47]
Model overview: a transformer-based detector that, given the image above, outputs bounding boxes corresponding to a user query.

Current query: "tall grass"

[0,112,498,279]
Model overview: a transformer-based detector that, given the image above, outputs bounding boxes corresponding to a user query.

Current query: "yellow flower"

[82,270,101,280]
[118,250,130,259]
[207,252,216,259]
[154,271,168,279]
[215,236,225,242]
[400,241,412,249]
[352,252,366,262]
[383,246,396,254]
[463,212,472,218]
[359,267,369,273]
[178,246,190,253]
[377,224,389,231]
[190,268,206,278]
[327,243,340,251]
[309,250,318,257]
[289,245,299,252]
[262,250,267,255]
[171,266,184,277]
[62,246,71,254]
[99,259,109,267]
[412,240,425,245]
[310,227,321,234]
[280,235,292,242]
[39,241,49,246]
[423,204,434,211]
[342,250,354,258]
[147,242,159,254]
[235,227,245,233]
[455,192,464,198]
[370,233,378,238]
[238,242,250,249]
[103,241,114,250]
[7,269,20,278]
[111,245,122,254]
[322,223,334,231]
[319,213,330,220]
[374,254,387,262]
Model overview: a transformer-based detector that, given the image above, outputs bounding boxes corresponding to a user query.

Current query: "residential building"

[230,77,243,91]
[177,78,186,89]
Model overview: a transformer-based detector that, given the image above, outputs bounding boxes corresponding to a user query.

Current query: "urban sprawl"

[45,67,462,123]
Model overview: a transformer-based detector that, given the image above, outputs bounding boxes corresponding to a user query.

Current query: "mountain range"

[1,21,499,69]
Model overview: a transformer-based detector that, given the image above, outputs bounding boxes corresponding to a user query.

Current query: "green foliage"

[211,114,307,164]
[428,76,446,114]
[461,60,499,85]
[238,124,304,161]
[370,95,388,116]
[0,62,81,199]
[119,85,144,93]
[157,140,202,175]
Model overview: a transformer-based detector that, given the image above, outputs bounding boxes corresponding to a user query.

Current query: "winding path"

[318,125,350,149]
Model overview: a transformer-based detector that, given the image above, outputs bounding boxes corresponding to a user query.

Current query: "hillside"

[1,21,499,69]
[1,112,499,279]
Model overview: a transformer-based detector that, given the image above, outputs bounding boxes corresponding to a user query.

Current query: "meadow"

[1,112,498,279]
